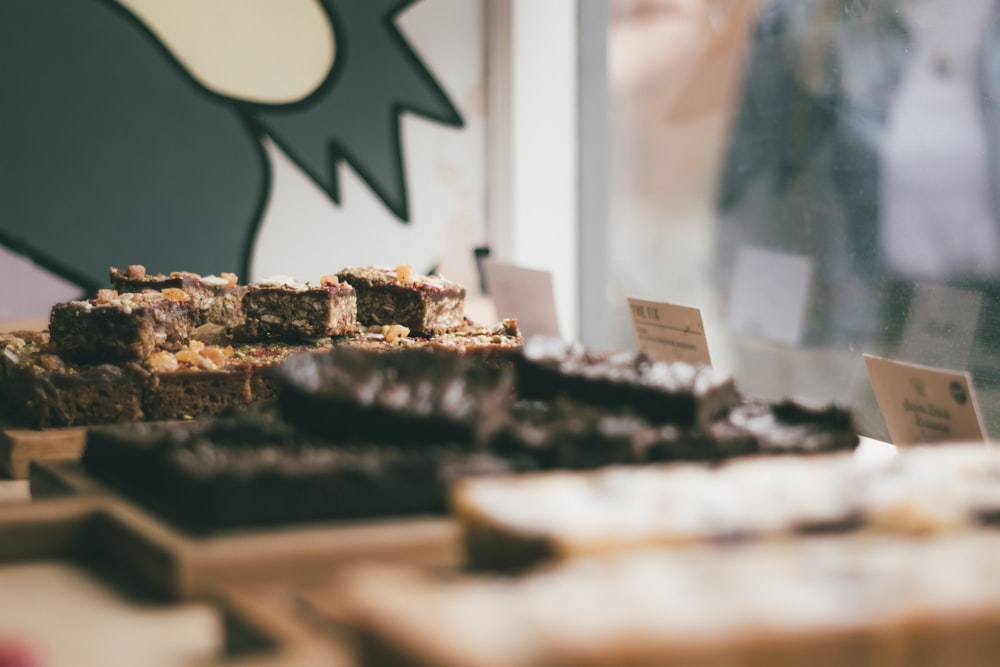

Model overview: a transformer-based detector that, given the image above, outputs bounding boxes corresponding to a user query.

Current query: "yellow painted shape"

[116,0,336,104]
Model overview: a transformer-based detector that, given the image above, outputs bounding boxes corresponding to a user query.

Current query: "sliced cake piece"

[709,399,859,456]
[141,341,253,421]
[337,265,466,336]
[453,453,861,571]
[241,275,357,340]
[83,403,514,531]
[514,336,740,428]
[110,265,247,328]
[278,346,514,447]
[49,289,196,363]
[341,532,1000,667]
[453,443,1000,572]
[0,331,145,427]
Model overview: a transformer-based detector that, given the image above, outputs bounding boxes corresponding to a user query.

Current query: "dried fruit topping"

[175,349,200,365]
[395,264,413,283]
[200,345,228,367]
[383,324,411,343]
[320,274,340,286]
[162,288,190,302]
[96,289,118,304]
[127,264,147,280]
[220,272,238,286]
[145,350,179,373]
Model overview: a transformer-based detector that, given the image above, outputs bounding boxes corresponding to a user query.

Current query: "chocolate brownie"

[337,266,465,336]
[110,265,247,328]
[242,276,357,340]
[49,290,196,363]
[230,340,333,402]
[141,343,253,421]
[0,331,145,427]
[425,319,524,368]
[515,337,740,428]
[84,403,514,531]
[490,399,691,470]
[709,399,859,456]
[340,319,524,372]
[278,346,514,447]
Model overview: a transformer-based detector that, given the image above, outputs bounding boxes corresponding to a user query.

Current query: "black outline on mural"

[1,0,463,293]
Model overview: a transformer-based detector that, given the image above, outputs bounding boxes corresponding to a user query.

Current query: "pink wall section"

[0,247,83,321]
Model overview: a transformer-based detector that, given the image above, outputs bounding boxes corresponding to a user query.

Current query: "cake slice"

[453,453,861,571]
[340,532,1000,667]
[141,342,253,421]
[83,403,514,531]
[277,346,514,447]
[49,290,196,363]
[337,265,466,336]
[452,443,1000,571]
[241,275,357,340]
[709,399,859,455]
[0,331,145,427]
[514,337,740,428]
[110,265,247,328]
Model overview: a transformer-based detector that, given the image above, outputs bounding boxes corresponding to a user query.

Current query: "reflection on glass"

[608,0,1000,439]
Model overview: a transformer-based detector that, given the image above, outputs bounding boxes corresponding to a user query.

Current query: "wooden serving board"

[0,496,344,666]
[0,424,87,479]
[29,461,462,600]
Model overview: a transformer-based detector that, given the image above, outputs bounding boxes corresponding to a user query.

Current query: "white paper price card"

[864,354,986,446]
[482,259,561,339]
[627,297,712,366]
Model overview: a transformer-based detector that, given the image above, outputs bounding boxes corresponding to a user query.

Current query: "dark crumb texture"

[49,293,196,363]
[514,337,740,428]
[337,266,466,336]
[84,403,514,532]
[143,364,253,421]
[242,280,357,340]
[109,266,247,328]
[710,400,859,455]
[0,332,144,427]
[278,346,514,447]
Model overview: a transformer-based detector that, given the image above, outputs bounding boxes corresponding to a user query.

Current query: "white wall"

[251,0,487,291]
[491,0,580,340]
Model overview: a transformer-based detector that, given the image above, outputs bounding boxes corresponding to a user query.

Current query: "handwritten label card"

[627,298,712,366]
[482,259,561,339]
[864,354,986,446]
[726,245,813,346]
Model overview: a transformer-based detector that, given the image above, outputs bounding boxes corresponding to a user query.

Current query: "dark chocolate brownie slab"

[49,291,196,363]
[515,337,740,428]
[0,331,145,427]
[709,400,859,456]
[84,403,515,532]
[278,346,514,447]
[337,266,465,336]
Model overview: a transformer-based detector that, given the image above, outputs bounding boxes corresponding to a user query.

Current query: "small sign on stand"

[864,354,987,446]
[482,259,561,339]
[626,298,712,367]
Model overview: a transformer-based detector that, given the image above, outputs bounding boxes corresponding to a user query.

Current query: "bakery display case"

[3,1,1000,666]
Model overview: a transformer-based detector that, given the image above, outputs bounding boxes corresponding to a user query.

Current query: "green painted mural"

[0,0,463,292]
